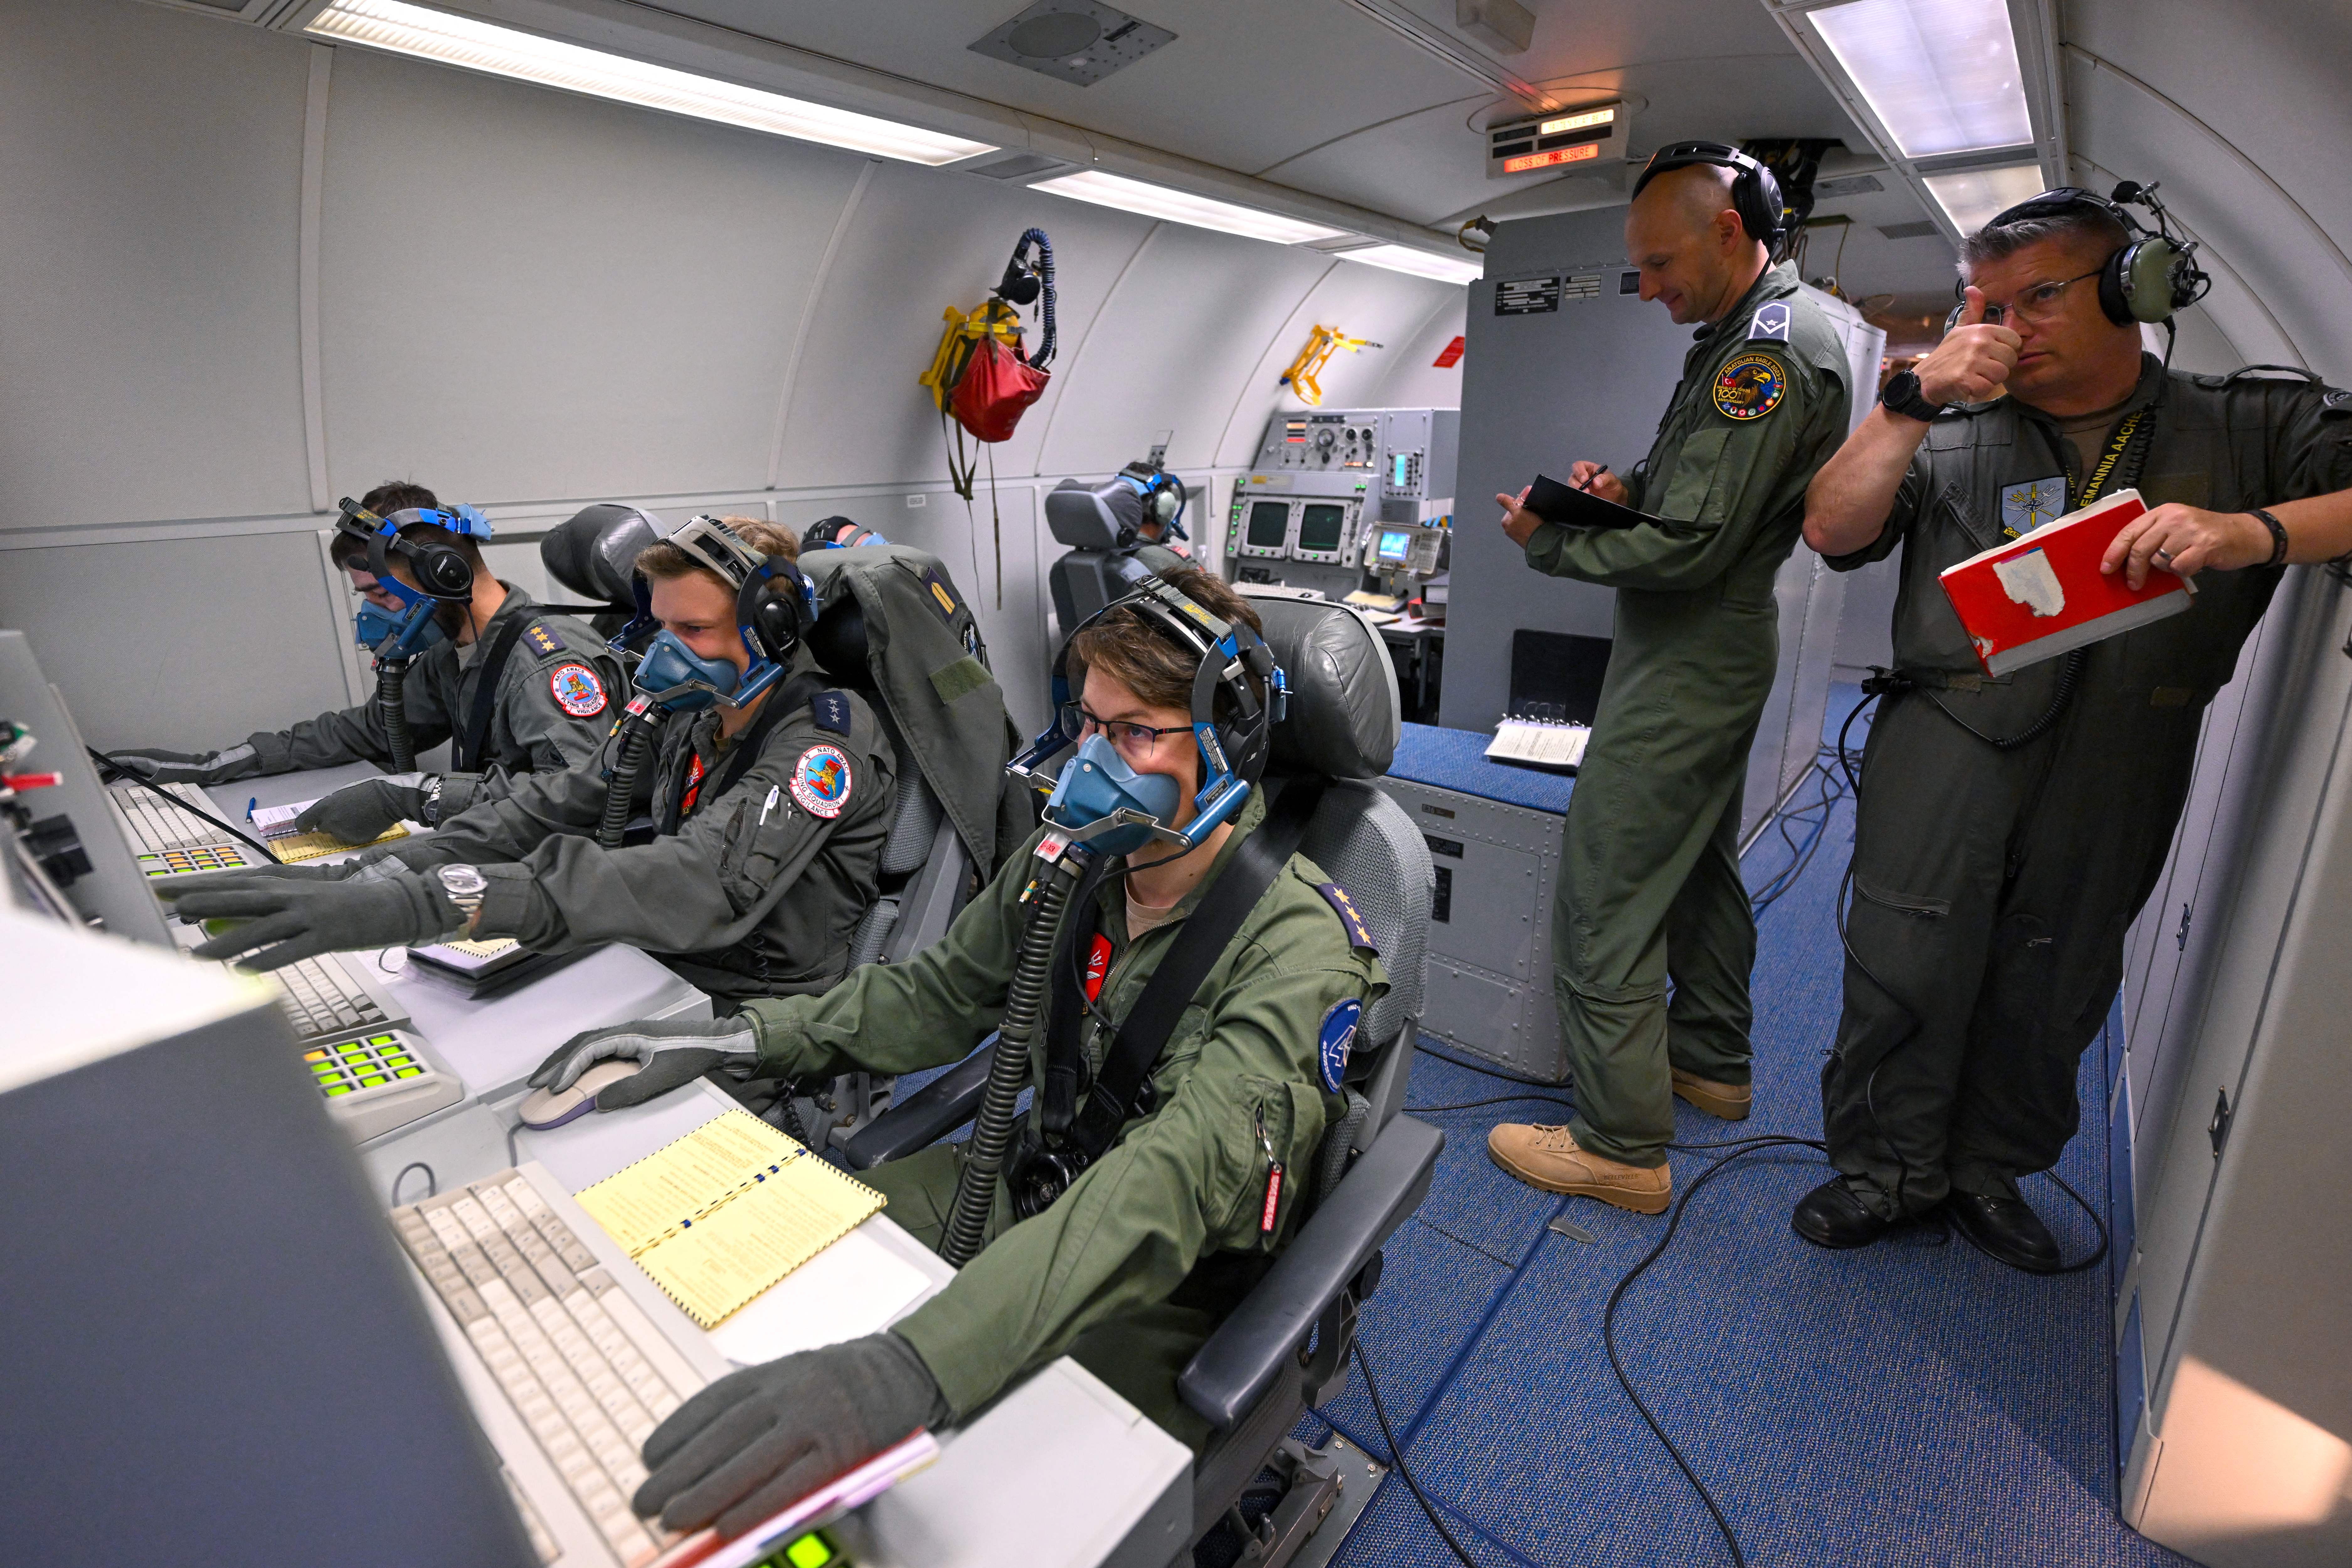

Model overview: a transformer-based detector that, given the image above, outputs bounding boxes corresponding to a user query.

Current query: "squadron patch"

[548,663,607,718]
[1316,882,1378,954]
[524,623,568,656]
[789,743,854,819]
[1712,352,1788,421]
[2001,475,2068,539]
[1318,999,1361,1095]
[1746,301,1793,343]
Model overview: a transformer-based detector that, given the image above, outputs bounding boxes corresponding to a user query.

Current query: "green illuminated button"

[384,1053,412,1067]
[339,1049,369,1062]
[310,1062,338,1078]
[785,1535,834,1568]
[395,1067,423,1079]
[359,1074,388,1088]
[324,1085,352,1097]
[370,1035,395,1046]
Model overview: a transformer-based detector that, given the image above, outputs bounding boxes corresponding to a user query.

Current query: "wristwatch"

[1881,369,1946,422]
[436,863,489,934]
[419,774,444,826]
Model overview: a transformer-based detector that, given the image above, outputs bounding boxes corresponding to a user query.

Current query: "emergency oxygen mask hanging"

[1008,575,1287,858]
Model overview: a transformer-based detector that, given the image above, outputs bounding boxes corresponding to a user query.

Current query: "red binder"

[1937,489,2195,676]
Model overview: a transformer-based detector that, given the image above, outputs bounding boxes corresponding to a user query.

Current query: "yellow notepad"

[574,1110,886,1329]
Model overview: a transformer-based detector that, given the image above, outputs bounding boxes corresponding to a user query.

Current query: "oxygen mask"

[354,593,448,662]
[1043,733,1183,857]
[631,629,751,714]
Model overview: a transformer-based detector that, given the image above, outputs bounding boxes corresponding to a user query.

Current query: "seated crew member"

[170,517,897,1009]
[527,568,1385,1539]
[1796,185,2352,1269]
[105,481,622,846]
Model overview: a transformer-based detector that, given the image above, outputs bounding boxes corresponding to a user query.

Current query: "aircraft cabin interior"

[8,1,2352,1565]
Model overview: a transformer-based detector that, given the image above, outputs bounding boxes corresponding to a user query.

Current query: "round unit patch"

[1712,351,1788,421]
[789,744,855,819]
[1317,999,1361,1095]
[548,663,608,718]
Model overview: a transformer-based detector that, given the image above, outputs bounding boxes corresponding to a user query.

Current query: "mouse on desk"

[516,1058,645,1129]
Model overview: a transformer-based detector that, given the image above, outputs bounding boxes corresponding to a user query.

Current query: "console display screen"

[1297,504,1347,554]
[1245,501,1293,550]
[1376,528,1412,563]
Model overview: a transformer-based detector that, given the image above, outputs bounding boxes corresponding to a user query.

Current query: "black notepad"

[1525,473,1649,531]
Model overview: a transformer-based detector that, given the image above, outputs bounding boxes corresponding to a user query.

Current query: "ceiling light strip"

[1030,170,1347,246]
[304,0,995,166]
[1334,244,1484,286]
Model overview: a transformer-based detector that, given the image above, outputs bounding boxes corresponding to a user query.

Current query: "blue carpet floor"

[1303,686,2194,1567]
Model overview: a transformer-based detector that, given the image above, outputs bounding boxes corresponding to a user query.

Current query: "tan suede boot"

[1486,1123,1671,1214]
[1671,1069,1752,1121]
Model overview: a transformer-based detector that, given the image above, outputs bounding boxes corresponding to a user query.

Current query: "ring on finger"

[2154,547,2175,564]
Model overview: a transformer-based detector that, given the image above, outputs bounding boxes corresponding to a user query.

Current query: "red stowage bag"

[951,335,1049,442]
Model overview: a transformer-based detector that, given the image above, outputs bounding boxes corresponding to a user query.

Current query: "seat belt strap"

[453,615,533,774]
[658,673,825,833]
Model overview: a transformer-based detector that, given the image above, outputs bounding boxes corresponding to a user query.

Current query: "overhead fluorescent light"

[1335,244,1483,286]
[1030,170,1345,246]
[305,0,995,167]
[1811,0,2031,159]
[1922,163,2046,235]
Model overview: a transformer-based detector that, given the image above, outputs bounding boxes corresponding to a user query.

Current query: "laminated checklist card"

[575,1110,885,1329]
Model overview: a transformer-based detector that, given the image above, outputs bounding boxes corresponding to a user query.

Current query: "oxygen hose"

[940,851,1081,1268]
[377,660,416,774]
[598,697,661,850]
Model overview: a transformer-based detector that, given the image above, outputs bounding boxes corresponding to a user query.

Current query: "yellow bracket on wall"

[1277,324,1381,407]
[919,299,1025,414]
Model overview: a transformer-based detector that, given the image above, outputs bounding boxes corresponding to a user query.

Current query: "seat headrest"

[1046,477,1140,550]
[1239,587,1400,780]
[541,503,663,606]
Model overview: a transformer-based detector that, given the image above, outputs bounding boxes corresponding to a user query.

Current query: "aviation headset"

[335,498,491,602]
[612,515,819,710]
[1117,461,1188,542]
[1972,182,2211,326]
[1631,140,1788,253]
[1007,574,1287,854]
[803,515,888,550]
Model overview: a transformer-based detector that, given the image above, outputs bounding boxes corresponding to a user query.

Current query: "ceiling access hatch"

[969,3,1177,87]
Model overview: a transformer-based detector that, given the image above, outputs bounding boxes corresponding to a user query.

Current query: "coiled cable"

[598,699,661,849]
[377,661,416,774]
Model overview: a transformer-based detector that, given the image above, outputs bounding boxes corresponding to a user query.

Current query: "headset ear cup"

[413,543,475,599]
[2098,242,2139,326]
[1746,164,1784,249]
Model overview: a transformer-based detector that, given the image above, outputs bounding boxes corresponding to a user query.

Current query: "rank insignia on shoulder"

[1318,999,1361,1095]
[789,743,854,819]
[548,663,607,718]
[1713,352,1787,421]
[1316,881,1378,954]
[524,623,567,656]
[2001,476,2067,539]
[1747,301,1792,342]
[811,690,851,735]
[918,565,960,623]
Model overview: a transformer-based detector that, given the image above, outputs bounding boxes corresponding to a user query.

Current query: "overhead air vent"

[960,151,1079,183]
[1813,174,1886,199]
[1878,220,1941,240]
[969,2,1177,87]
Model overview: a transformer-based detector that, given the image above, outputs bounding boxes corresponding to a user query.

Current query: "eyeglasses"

[1058,702,1191,755]
[1977,268,2102,326]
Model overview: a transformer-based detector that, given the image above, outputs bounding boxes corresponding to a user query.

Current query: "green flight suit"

[1820,359,2352,1214]
[738,787,1386,1449]
[1521,261,1853,1166]
[363,648,896,1004]
[221,585,622,817]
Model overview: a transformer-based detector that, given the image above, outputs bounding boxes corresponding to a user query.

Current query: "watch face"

[440,866,489,896]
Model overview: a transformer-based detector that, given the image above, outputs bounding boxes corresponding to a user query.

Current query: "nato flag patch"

[1317,882,1377,954]
[811,690,852,735]
[1318,999,1361,1094]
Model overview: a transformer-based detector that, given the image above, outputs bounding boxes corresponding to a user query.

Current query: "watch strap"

[2249,508,2289,568]
[1881,371,1944,423]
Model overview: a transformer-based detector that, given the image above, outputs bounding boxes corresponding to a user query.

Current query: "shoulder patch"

[1746,300,1793,342]
[1316,881,1378,955]
[810,689,852,735]
[523,622,568,657]
[1713,351,1788,421]
[789,743,854,819]
[2000,476,2068,539]
[1317,999,1361,1095]
[548,662,608,718]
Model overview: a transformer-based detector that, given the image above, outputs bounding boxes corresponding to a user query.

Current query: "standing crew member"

[105,482,622,845]
[1795,185,2352,1269]
[525,570,1384,1534]
[170,518,897,1008]
[1486,143,1855,1213]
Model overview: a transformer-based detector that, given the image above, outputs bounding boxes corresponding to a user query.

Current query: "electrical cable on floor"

[1351,1337,1491,1568]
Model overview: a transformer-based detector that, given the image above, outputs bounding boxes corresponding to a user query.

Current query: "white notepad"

[1486,716,1590,772]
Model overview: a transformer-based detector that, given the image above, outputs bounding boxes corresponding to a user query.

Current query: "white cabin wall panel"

[316,47,866,506]
[0,0,313,534]
[1363,292,1470,419]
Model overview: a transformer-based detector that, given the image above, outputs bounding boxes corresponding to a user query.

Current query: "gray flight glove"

[104,743,262,786]
[634,1333,949,1537]
[172,870,465,971]
[294,774,429,845]
[528,1016,760,1111]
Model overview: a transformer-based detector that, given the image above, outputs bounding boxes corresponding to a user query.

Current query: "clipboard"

[1525,473,1648,531]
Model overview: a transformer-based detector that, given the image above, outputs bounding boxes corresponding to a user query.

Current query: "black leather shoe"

[1945,1192,2062,1273]
[1792,1177,1900,1249]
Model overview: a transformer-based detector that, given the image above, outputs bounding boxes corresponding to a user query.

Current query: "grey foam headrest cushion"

[1240,588,1399,780]
[542,503,662,605]
[1045,478,1139,550]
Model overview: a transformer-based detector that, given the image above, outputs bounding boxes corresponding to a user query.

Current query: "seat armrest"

[839,1036,997,1171]
[1177,1115,1442,1430]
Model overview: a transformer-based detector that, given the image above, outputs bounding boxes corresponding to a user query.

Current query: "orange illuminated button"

[1502,144,1600,174]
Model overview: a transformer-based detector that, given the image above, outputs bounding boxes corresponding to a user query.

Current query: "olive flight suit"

[1522,261,1853,1166]
[208,585,622,818]
[360,647,896,1005]
[1820,358,2352,1214]
[739,787,1386,1449]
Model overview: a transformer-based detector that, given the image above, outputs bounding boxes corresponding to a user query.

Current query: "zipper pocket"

[1854,878,1949,919]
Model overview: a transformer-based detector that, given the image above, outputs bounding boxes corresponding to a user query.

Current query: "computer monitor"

[1295,504,1348,559]
[1375,527,1413,565]
[0,907,538,1566]
[1242,500,1294,558]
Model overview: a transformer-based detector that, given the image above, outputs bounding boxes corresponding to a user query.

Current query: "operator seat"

[1044,477,1193,638]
